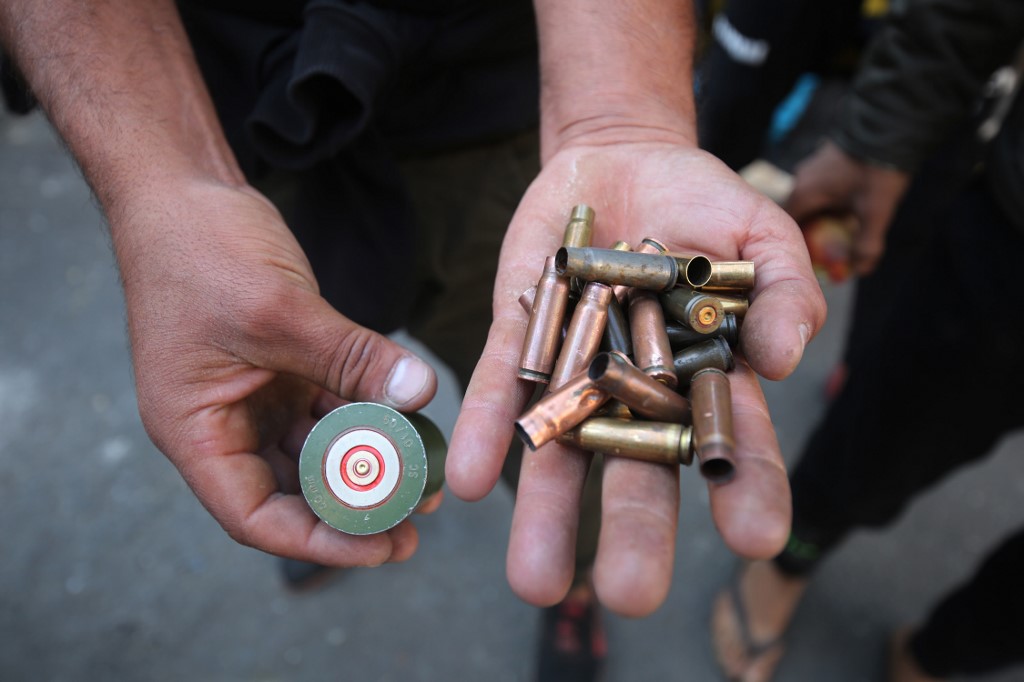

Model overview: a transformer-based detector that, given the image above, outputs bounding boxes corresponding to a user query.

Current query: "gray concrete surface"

[1,109,1022,681]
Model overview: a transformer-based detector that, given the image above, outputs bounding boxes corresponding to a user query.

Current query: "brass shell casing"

[660,287,726,334]
[690,368,736,483]
[514,372,611,451]
[518,257,570,383]
[669,253,714,288]
[548,282,614,390]
[588,352,691,423]
[611,237,668,304]
[556,247,679,292]
[596,399,634,420]
[699,261,756,292]
[559,418,693,467]
[715,294,750,318]
[665,314,740,350]
[628,287,678,388]
[563,205,596,294]
[637,237,669,254]
[609,240,634,304]
[672,336,735,387]
[562,204,595,248]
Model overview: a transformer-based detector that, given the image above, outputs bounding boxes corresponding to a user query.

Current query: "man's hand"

[114,179,439,566]
[0,0,445,566]
[447,141,827,616]
[786,141,911,277]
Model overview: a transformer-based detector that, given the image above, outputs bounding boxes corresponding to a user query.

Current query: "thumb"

[850,213,889,276]
[247,292,438,410]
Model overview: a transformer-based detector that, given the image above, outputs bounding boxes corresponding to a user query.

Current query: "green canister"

[299,403,446,535]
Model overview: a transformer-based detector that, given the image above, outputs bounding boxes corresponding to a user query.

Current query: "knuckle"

[223,516,258,549]
[322,326,384,397]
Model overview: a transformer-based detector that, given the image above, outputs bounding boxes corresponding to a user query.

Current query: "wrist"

[540,95,697,160]
[535,0,698,161]
[96,151,246,231]
[829,130,916,175]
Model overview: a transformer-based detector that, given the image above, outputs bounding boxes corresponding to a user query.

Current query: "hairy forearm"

[534,0,697,160]
[0,0,244,217]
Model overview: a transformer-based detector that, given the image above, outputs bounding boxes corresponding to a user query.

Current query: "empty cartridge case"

[601,295,633,357]
[588,352,690,423]
[690,368,736,484]
[563,205,595,293]
[548,282,614,390]
[672,336,735,387]
[514,372,611,451]
[518,257,570,383]
[714,294,750,318]
[518,285,537,314]
[628,287,678,388]
[556,247,679,292]
[637,237,668,254]
[562,204,595,248]
[608,240,634,304]
[700,261,756,292]
[559,418,693,467]
[609,237,666,306]
[660,287,726,334]
[665,314,740,350]
[671,254,714,288]
[521,284,576,339]
[596,399,634,420]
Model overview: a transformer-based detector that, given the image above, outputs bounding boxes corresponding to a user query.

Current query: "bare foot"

[889,628,946,682]
[710,561,809,682]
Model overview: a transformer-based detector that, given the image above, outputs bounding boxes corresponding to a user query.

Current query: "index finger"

[445,308,537,501]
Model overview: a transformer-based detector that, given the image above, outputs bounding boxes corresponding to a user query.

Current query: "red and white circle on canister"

[323,428,402,509]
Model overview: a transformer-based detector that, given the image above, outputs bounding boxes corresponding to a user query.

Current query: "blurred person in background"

[695,0,887,172]
[707,0,1024,680]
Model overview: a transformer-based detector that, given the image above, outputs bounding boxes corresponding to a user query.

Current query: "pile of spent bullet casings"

[514,204,754,484]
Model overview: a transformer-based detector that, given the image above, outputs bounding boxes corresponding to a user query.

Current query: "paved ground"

[1,108,1022,681]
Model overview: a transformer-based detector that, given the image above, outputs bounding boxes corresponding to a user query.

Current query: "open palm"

[447,142,827,616]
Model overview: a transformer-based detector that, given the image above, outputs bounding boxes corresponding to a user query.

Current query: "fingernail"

[384,356,431,407]
[798,323,810,350]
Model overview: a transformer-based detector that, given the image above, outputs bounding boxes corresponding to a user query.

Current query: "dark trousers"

[774,176,1024,675]
[910,528,1024,677]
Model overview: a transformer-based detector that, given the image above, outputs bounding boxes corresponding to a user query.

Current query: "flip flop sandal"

[711,571,788,682]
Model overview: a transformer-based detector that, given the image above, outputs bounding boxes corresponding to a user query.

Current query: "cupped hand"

[786,140,911,276]
[446,141,826,615]
[111,179,438,566]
